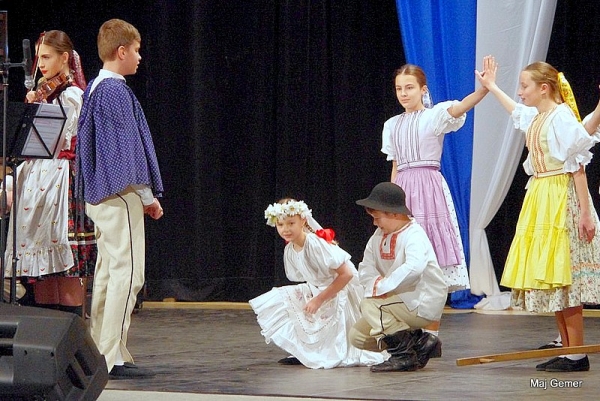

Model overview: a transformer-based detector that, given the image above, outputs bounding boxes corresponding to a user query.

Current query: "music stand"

[2,101,68,303]
[12,102,69,159]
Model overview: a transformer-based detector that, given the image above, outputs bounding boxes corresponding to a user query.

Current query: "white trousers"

[86,187,145,371]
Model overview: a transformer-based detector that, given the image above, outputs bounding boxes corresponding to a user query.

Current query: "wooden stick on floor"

[456,344,600,366]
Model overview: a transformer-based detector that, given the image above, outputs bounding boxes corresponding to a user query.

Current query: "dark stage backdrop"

[0,1,598,301]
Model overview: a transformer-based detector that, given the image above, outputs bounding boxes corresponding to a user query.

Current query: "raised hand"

[476,55,498,89]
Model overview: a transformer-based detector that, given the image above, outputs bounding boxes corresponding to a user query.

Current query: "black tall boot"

[370,330,418,372]
[412,329,442,369]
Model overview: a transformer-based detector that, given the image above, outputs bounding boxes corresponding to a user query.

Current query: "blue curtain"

[395,0,482,307]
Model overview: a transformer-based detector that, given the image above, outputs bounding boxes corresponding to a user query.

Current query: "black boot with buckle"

[412,329,442,369]
[370,330,418,372]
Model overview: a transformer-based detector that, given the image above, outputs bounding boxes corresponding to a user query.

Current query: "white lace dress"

[249,233,384,369]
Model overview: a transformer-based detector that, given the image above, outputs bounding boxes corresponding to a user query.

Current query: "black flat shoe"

[109,362,156,379]
[538,340,562,350]
[277,356,302,365]
[536,357,561,371]
[544,356,590,372]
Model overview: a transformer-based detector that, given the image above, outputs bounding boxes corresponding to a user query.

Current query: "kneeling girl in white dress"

[249,199,384,369]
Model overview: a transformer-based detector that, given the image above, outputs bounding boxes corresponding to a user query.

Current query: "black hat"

[356,182,412,215]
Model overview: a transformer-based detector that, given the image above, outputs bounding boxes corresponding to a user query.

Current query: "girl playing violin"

[4,30,96,316]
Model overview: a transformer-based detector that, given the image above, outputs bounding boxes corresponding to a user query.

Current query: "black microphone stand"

[0,53,30,305]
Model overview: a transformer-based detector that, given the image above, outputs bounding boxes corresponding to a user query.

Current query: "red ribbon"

[316,228,335,243]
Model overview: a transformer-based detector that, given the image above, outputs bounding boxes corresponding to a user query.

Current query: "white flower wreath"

[264,200,312,227]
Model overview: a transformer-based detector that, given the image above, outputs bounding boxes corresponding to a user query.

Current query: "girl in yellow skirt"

[477,56,600,372]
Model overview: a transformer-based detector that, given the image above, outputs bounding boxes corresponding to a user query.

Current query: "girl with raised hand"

[477,55,600,372]
[381,62,489,339]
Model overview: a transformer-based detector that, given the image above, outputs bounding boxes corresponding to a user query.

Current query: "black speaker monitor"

[0,304,108,400]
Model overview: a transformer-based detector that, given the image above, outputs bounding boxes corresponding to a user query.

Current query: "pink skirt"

[393,166,462,267]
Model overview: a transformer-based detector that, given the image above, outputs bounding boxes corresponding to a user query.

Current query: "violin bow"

[30,31,45,88]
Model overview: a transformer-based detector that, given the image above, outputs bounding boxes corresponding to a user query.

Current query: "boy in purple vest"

[76,18,164,379]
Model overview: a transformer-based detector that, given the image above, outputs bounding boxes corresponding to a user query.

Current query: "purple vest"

[75,78,163,204]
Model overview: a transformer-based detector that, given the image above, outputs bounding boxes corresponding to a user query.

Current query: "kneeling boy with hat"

[349,182,447,372]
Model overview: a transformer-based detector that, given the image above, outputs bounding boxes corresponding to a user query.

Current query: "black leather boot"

[412,329,442,369]
[370,330,418,372]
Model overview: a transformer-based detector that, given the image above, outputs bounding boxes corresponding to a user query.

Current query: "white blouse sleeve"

[358,233,381,296]
[2,174,12,192]
[511,103,538,133]
[582,112,600,140]
[430,100,466,136]
[283,243,305,282]
[547,105,599,173]
[381,115,399,161]
[57,86,83,151]
[303,233,352,274]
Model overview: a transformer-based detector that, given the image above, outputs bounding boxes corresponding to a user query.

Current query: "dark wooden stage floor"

[95,304,600,400]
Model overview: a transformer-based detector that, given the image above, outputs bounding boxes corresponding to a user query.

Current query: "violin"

[32,72,70,103]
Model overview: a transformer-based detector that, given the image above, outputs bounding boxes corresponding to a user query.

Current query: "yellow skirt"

[501,174,571,290]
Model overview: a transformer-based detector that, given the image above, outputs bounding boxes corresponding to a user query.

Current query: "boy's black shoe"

[109,362,155,379]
